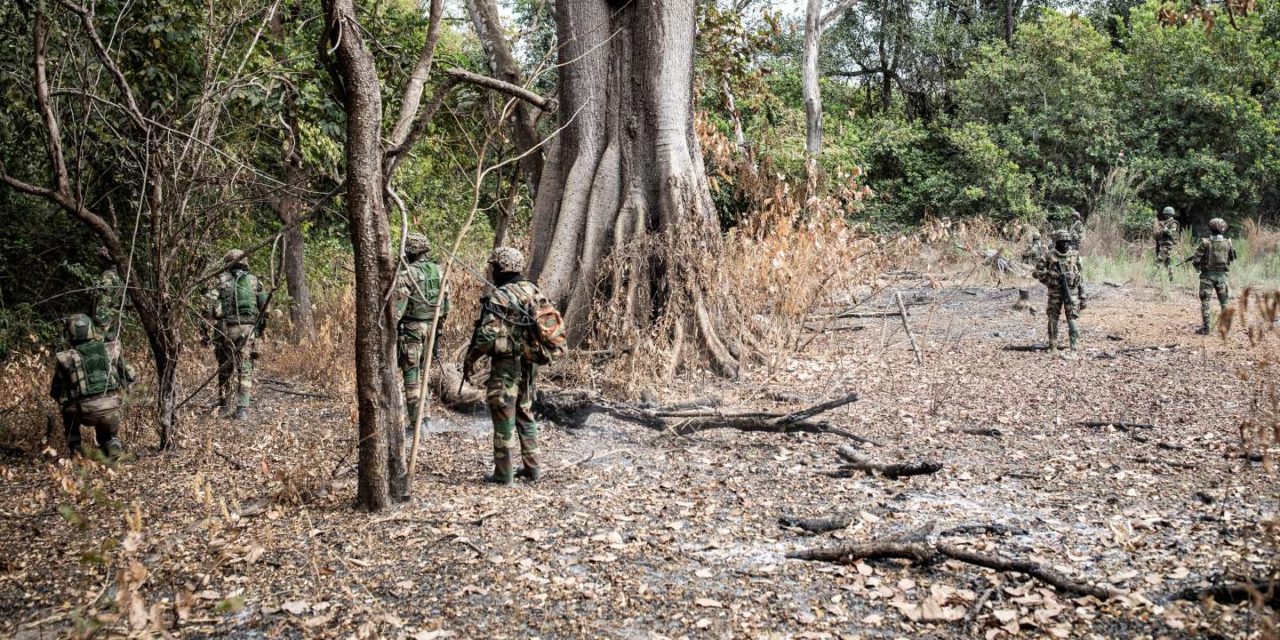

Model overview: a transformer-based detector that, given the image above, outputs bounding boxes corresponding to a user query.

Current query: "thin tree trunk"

[465,0,543,190]
[802,0,822,198]
[323,0,407,510]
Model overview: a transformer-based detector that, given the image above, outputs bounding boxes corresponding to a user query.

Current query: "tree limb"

[820,0,859,30]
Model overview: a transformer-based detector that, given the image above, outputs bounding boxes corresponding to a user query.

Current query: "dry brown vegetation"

[2,221,1279,639]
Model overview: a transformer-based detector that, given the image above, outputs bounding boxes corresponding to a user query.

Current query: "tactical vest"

[220,271,259,324]
[1202,238,1232,271]
[403,261,444,321]
[56,341,120,400]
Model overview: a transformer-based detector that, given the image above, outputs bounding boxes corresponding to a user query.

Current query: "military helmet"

[223,249,247,268]
[405,233,430,255]
[488,246,525,273]
[1160,206,1175,218]
[64,313,96,343]
[1051,229,1073,243]
[1209,218,1227,233]
[96,246,112,262]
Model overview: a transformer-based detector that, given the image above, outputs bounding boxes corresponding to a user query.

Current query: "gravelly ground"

[2,277,1277,639]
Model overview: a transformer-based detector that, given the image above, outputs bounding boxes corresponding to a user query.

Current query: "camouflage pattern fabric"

[1199,272,1229,330]
[1154,219,1180,279]
[485,355,539,481]
[51,338,133,457]
[93,267,125,342]
[1068,219,1085,249]
[1034,249,1085,349]
[398,319,444,429]
[214,324,257,408]
[1021,237,1045,267]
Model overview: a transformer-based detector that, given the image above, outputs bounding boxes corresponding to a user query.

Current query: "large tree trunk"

[324,0,408,510]
[465,0,543,189]
[528,0,738,376]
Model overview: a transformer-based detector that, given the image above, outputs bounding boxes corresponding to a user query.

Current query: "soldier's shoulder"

[54,348,77,368]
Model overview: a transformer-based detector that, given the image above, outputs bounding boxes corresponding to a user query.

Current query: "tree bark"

[802,0,823,196]
[465,0,543,189]
[528,0,738,376]
[322,0,407,510]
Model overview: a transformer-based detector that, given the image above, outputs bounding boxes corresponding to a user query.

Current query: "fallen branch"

[832,444,941,479]
[535,390,868,442]
[1002,344,1057,352]
[788,537,1122,600]
[778,514,851,534]
[1117,343,1179,355]
[1079,421,1154,431]
[951,427,1002,438]
[938,523,1026,538]
[1172,578,1279,608]
[210,445,247,471]
[262,384,336,400]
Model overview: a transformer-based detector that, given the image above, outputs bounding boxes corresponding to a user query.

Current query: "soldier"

[91,247,125,342]
[202,249,268,419]
[395,233,449,434]
[1154,207,1180,281]
[1034,230,1087,353]
[462,247,543,485]
[1020,228,1046,266]
[1191,218,1236,334]
[50,314,135,459]
[1067,210,1085,250]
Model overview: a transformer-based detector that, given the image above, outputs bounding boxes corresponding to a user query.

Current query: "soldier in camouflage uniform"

[203,249,268,419]
[394,233,449,434]
[1191,218,1236,334]
[50,314,136,459]
[463,247,543,485]
[1067,210,1085,250]
[92,247,125,342]
[1154,207,1180,281]
[1034,230,1087,353]
[1021,229,1045,266]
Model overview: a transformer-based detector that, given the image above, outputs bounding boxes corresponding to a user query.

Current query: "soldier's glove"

[1080,298,1087,311]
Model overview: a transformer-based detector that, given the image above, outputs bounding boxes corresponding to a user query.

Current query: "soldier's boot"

[1067,320,1080,351]
[405,399,421,437]
[233,406,249,421]
[486,443,514,486]
[102,438,124,461]
[1047,319,1060,353]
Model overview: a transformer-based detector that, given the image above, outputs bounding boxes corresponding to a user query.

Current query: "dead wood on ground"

[1173,578,1279,608]
[1079,421,1154,431]
[534,390,871,442]
[788,538,1123,600]
[831,444,941,479]
[778,514,852,533]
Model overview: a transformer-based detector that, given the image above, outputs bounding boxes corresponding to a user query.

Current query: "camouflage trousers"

[1046,288,1081,348]
[63,393,123,458]
[485,356,539,480]
[397,319,443,430]
[214,323,257,408]
[1156,243,1176,279]
[1199,271,1230,329]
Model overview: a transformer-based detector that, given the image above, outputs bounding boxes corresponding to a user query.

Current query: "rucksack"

[404,261,444,321]
[490,281,567,365]
[1203,238,1232,271]
[221,271,258,323]
[73,341,118,397]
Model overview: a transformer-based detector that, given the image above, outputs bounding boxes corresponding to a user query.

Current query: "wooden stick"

[895,291,923,365]
[1079,421,1154,430]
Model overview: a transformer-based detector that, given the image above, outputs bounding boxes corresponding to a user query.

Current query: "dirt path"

[2,280,1277,639]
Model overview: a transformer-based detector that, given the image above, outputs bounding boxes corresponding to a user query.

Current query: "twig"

[778,514,852,534]
[896,291,923,365]
[831,445,941,479]
[1079,421,1154,431]
[262,385,336,400]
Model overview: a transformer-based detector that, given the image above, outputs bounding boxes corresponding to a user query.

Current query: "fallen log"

[832,444,942,479]
[778,515,852,534]
[1002,344,1057,352]
[895,291,924,365]
[534,390,870,442]
[788,537,1123,600]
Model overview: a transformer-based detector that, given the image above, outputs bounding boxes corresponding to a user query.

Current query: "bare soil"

[2,277,1277,639]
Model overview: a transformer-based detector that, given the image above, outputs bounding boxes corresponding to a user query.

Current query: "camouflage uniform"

[1034,231,1086,351]
[1154,209,1180,281]
[1067,212,1085,250]
[204,250,268,417]
[1020,230,1046,266]
[394,234,449,431]
[50,314,136,458]
[465,247,542,484]
[92,264,125,342]
[1191,218,1236,333]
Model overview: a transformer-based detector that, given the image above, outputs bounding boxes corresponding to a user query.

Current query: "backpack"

[57,341,119,399]
[403,261,444,321]
[221,271,258,324]
[490,281,567,365]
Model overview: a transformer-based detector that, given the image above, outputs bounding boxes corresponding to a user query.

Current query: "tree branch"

[54,0,148,130]
[387,0,445,148]
[446,67,557,113]
[821,0,859,30]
